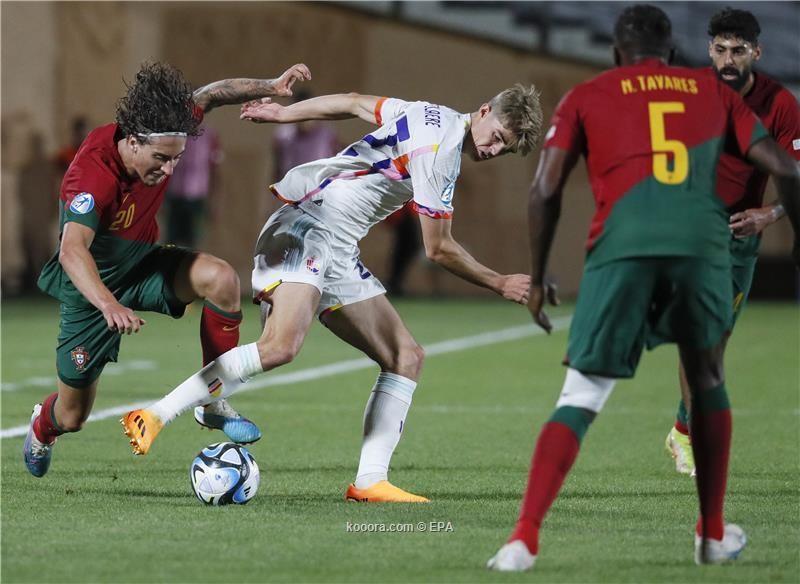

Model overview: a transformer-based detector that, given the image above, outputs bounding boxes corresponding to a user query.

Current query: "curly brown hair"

[115,62,201,140]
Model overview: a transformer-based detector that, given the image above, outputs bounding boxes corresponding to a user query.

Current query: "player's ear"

[752,45,762,62]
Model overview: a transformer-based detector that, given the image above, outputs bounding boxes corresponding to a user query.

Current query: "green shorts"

[729,235,759,327]
[56,246,193,388]
[566,257,733,379]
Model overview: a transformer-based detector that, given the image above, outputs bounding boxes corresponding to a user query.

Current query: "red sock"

[691,408,731,541]
[33,392,63,444]
[509,422,582,555]
[674,420,690,435]
[200,302,242,366]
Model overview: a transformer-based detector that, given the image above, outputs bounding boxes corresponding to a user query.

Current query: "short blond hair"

[490,83,543,156]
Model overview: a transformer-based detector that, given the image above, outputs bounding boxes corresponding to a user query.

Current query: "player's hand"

[101,301,146,335]
[271,63,311,97]
[729,207,775,238]
[527,284,552,333]
[543,277,560,307]
[498,273,531,305]
[240,99,285,123]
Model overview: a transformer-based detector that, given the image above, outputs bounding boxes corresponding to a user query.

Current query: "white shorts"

[251,205,385,317]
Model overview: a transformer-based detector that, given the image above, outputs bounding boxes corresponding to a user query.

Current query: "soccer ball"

[189,442,260,505]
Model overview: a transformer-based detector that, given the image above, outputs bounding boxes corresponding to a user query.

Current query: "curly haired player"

[24,61,311,478]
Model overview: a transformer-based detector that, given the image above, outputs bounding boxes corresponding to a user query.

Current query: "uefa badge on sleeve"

[70,346,90,371]
[69,192,95,215]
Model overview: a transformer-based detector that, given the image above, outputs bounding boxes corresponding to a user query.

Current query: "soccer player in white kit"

[123,86,544,502]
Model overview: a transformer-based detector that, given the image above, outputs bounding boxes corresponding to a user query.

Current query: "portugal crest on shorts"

[306,256,320,274]
[70,346,90,371]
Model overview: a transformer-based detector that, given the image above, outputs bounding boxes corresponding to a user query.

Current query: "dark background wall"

[2,1,795,298]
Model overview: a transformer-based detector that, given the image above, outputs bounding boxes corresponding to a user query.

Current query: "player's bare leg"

[322,294,428,502]
[176,252,260,443]
[25,380,97,476]
[122,283,320,455]
[679,341,745,564]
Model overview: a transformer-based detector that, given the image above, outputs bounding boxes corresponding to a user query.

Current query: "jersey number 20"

[648,102,688,185]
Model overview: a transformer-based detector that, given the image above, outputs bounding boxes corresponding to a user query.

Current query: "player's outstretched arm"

[59,222,146,334]
[193,63,312,114]
[418,215,530,304]
[240,93,381,125]
[745,139,800,264]
[528,147,578,332]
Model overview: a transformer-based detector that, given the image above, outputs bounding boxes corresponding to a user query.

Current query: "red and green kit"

[38,124,192,387]
[545,58,769,270]
[717,70,800,214]
[39,124,168,305]
[546,59,770,377]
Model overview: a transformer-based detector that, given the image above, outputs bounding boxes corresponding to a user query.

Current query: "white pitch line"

[0,360,158,393]
[0,316,571,440]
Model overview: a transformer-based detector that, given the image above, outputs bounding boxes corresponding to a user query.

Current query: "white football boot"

[487,540,537,572]
[695,523,747,565]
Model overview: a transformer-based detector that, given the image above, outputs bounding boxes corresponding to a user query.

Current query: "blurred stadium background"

[2,1,799,301]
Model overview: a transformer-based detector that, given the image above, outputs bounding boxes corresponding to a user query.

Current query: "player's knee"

[257,337,302,369]
[556,368,617,413]
[197,255,240,306]
[386,341,424,378]
[679,345,725,392]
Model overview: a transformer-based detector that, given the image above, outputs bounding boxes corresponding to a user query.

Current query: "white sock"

[149,343,262,424]
[354,372,416,489]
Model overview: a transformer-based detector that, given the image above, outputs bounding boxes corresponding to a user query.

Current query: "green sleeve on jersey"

[747,119,770,151]
[62,205,100,231]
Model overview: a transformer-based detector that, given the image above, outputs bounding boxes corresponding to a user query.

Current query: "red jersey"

[544,58,768,267]
[39,124,169,305]
[715,71,800,212]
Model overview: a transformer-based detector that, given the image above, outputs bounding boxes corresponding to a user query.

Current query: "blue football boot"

[194,399,261,444]
[23,404,56,477]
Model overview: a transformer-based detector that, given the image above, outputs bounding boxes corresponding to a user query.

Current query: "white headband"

[137,132,188,138]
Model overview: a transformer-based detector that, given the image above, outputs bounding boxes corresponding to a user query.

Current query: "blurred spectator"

[19,132,58,292]
[272,89,339,183]
[54,116,88,175]
[165,124,223,248]
[2,113,40,296]
[383,205,422,297]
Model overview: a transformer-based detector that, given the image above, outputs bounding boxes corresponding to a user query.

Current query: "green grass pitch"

[1,296,798,582]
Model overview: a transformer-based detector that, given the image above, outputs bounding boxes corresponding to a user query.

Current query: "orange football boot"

[345,480,429,503]
[120,409,163,455]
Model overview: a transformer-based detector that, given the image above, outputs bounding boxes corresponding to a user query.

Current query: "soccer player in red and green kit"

[24,62,311,477]
[487,4,800,571]
[665,7,800,476]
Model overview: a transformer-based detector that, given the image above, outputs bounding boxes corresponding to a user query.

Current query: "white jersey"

[270,97,470,242]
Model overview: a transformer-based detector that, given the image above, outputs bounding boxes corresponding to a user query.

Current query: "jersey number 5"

[648,102,688,185]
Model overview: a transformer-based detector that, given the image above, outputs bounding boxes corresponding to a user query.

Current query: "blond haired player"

[123,85,546,502]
